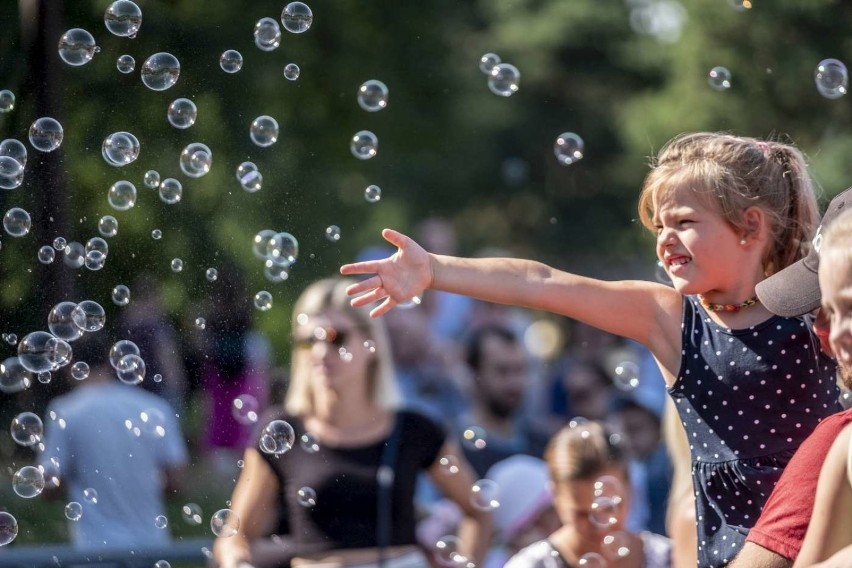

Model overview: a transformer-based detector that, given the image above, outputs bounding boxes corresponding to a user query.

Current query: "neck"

[471,407,515,437]
[314,392,377,426]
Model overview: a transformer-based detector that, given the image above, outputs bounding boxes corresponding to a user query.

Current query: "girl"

[340,132,842,568]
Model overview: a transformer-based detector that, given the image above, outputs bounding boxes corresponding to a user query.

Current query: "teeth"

[671,258,690,266]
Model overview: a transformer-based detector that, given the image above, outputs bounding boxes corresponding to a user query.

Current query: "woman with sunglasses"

[213,278,492,568]
[505,421,671,568]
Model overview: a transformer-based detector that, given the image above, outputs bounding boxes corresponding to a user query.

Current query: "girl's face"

[552,467,631,547]
[820,252,852,375]
[653,187,750,298]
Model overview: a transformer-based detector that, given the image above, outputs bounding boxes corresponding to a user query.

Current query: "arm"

[213,448,280,568]
[341,229,682,351]
[728,543,792,568]
[810,544,852,568]
[426,441,493,566]
[793,426,852,567]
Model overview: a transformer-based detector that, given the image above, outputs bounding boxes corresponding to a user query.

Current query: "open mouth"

[666,256,691,267]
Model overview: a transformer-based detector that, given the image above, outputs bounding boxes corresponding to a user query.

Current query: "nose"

[829,313,851,352]
[657,227,676,248]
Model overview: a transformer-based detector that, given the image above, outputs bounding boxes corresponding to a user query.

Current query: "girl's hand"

[340,228,433,317]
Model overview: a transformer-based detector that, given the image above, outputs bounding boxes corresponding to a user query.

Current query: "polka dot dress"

[668,297,841,568]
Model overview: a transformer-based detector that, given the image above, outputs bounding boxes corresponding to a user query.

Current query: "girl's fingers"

[370,297,397,318]
[345,276,383,296]
[350,287,387,308]
[340,260,382,276]
[382,228,409,249]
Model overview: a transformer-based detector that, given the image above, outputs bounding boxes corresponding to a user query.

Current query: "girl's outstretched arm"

[340,228,682,353]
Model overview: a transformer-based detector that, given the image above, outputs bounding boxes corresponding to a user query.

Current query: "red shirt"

[746,408,852,560]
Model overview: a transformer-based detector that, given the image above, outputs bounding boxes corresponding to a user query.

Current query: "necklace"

[698,294,759,312]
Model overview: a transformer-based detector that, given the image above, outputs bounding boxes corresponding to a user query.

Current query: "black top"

[669,296,840,568]
[254,408,446,551]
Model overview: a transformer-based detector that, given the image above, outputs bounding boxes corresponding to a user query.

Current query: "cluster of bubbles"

[705,58,848,100]
[253,229,298,284]
[478,52,521,97]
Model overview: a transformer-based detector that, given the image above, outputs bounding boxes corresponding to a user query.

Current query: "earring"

[739,239,747,245]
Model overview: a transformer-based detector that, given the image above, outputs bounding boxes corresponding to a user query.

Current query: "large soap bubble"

[281,2,313,33]
[29,117,64,152]
[140,52,180,91]
[815,58,848,99]
[254,18,281,52]
[58,28,99,67]
[357,80,389,112]
[250,116,279,147]
[179,143,212,177]
[168,99,197,129]
[3,208,30,237]
[102,131,141,166]
[104,0,142,38]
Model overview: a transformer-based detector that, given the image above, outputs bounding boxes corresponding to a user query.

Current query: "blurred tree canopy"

[1,0,851,365]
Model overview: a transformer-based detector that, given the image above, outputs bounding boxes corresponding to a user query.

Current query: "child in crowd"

[341,132,842,568]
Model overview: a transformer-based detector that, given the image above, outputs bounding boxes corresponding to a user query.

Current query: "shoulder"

[399,410,446,437]
[640,531,673,566]
[505,540,563,568]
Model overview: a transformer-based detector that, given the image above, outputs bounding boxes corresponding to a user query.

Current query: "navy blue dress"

[668,296,840,568]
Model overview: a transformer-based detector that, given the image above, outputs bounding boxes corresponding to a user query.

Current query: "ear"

[741,206,767,242]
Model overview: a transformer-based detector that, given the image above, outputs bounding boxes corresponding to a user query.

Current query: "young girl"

[341,132,842,568]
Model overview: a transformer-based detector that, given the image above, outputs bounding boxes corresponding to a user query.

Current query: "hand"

[340,228,433,317]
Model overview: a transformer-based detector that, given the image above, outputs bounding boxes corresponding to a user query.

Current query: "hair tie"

[756,141,770,155]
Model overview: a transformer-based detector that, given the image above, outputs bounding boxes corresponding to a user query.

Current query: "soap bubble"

[470,479,500,511]
[168,99,197,129]
[140,52,180,91]
[154,561,170,568]
[601,531,631,560]
[182,503,203,526]
[65,502,83,521]
[266,232,298,267]
[815,58,848,99]
[254,18,281,52]
[52,237,66,250]
[488,63,520,96]
[3,208,31,237]
[58,28,99,66]
[0,90,15,113]
[104,0,142,37]
[143,170,160,189]
[237,162,262,192]
[117,353,145,384]
[13,466,45,498]
[85,250,106,271]
[0,512,18,546]
[264,262,290,283]
[462,426,487,450]
[83,488,98,504]
[85,236,108,259]
[29,117,64,152]
[112,284,131,306]
[364,185,381,203]
[283,63,301,81]
[577,553,606,568]
[438,455,460,475]
[37,370,51,384]
[613,361,640,391]
[171,258,183,272]
[71,361,89,380]
[554,132,585,165]
[98,215,119,237]
[154,515,168,529]
[206,268,218,282]
[195,317,206,330]
[179,143,212,177]
[110,340,140,369]
[1,139,27,177]
[232,394,260,425]
[297,487,317,507]
[589,496,620,528]
[350,130,378,160]
[18,332,56,373]
[434,535,464,567]
[300,432,320,453]
[72,301,106,332]
[211,509,240,538]
[254,291,273,311]
[0,357,32,393]
[63,242,85,269]
[49,302,83,341]
[250,116,279,147]
[253,229,277,259]
[102,131,141,166]
[220,50,243,73]
[48,337,73,369]
[153,373,162,383]
[357,80,389,112]
[259,420,295,455]
[108,180,137,211]
[479,53,501,74]
[281,2,313,33]
[325,225,341,242]
[728,0,753,10]
[38,245,55,264]
[708,66,732,91]
[0,156,24,189]
[116,54,135,73]
[151,229,162,240]
[11,412,44,446]
[159,178,182,204]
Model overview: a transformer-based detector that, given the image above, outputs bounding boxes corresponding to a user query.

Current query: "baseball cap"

[756,187,851,317]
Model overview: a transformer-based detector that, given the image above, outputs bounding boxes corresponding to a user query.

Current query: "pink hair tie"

[756,141,770,155]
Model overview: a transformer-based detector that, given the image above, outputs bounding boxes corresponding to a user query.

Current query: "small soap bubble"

[240,171,262,193]
[815,58,848,99]
[220,50,243,74]
[253,229,277,259]
[297,487,317,507]
[158,178,182,204]
[108,180,137,211]
[102,131,140,167]
[254,18,282,52]
[283,63,301,80]
[434,535,463,567]
[259,420,295,455]
[179,143,212,177]
[237,459,244,468]
[153,373,162,383]
[116,54,135,73]
[488,63,520,97]
[181,503,203,526]
[58,28,99,66]
[0,138,27,168]
[0,512,18,546]
[613,361,640,391]
[363,340,376,353]
[18,332,57,373]
[144,170,160,189]
[350,130,378,160]
[71,361,89,380]
[0,357,31,393]
[83,487,98,504]
[708,66,732,91]
[65,502,83,521]
[0,90,15,113]
[232,394,259,425]
[116,353,145,384]
[554,132,584,165]
[0,156,24,189]
[98,215,119,238]
[357,80,389,112]
[154,515,168,529]
[72,300,106,332]
[171,258,183,272]
[364,185,382,203]
[13,466,45,498]
[168,98,197,129]
[49,302,83,341]
[589,496,619,528]
[206,268,218,282]
[195,317,206,330]
[154,561,170,568]
[38,245,55,264]
[325,225,341,242]
[63,242,85,269]
[300,432,320,453]
[11,412,44,446]
[29,117,64,152]
[728,0,753,10]
[254,291,273,311]
[462,426,487,451]
[151,229,162,240]
[250,116,279,147]
[37,371,51,384]
[470,479,500,511]
[601,531,632,560]
[85,237,109,260]
[104,0,142,37]
[110,340,140,369]
[266,232,298,267]
[281,2,313,33]
[141,52,180,91]
[479,53,501,75]
[52,237,66,250]
[264,262,290,283]
[577,553,606,568]
[439,455,460,475]
[211,509,240,538]
[112,284,131,306]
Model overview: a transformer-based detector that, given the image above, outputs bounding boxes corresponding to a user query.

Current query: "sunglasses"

[292,327,354,350]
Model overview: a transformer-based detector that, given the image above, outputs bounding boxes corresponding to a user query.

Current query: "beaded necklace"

[698,294,760,313]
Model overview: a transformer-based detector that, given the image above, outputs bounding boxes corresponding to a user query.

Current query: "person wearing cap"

[729,188,852,568]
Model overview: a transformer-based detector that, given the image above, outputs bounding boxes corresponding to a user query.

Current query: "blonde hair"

[822,208,852,264]
[638,132,820,276]
[284,278,401,416]
[544,421,628,483]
